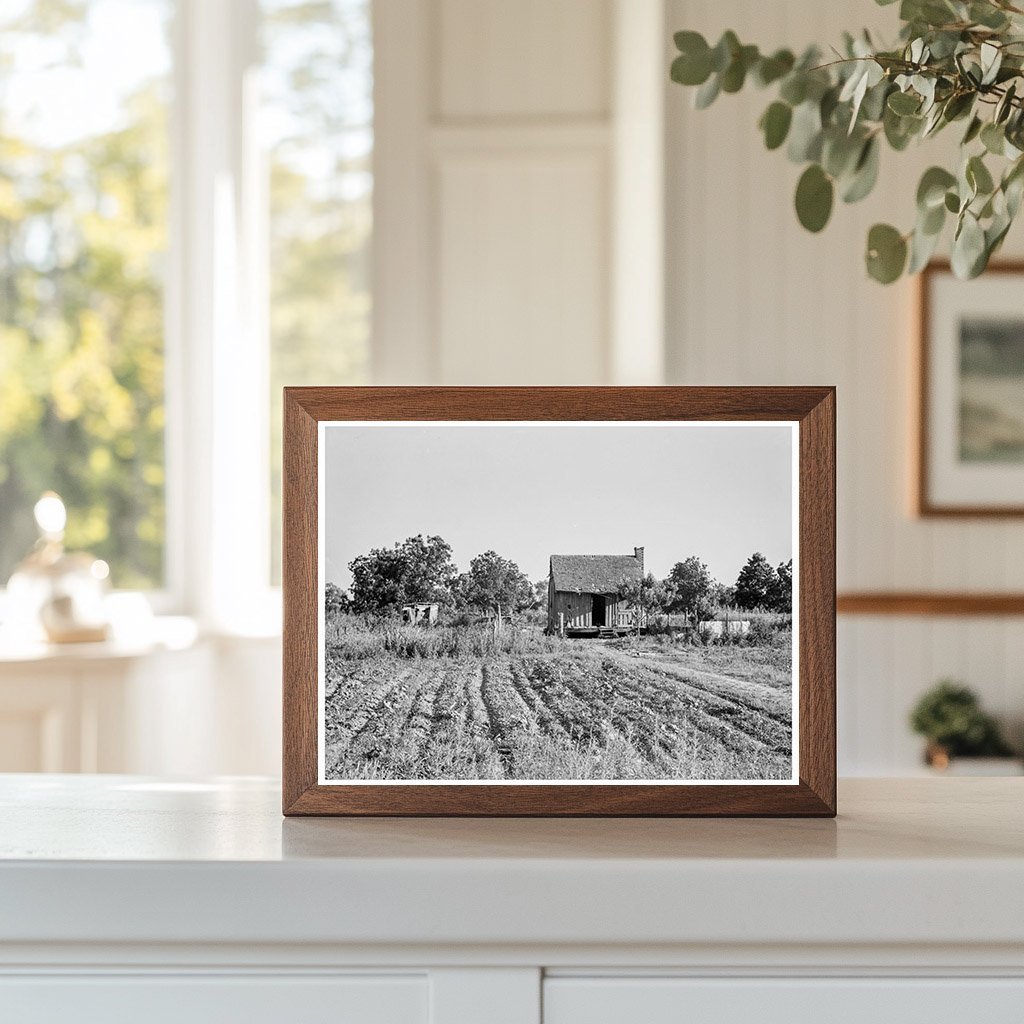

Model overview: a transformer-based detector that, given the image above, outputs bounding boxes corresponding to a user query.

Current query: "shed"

[401,603,439,626]
[547,547,645,636]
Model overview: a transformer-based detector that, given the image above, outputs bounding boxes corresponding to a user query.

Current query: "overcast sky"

[323,422,795,589]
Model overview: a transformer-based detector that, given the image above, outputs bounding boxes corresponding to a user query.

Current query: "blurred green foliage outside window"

[0,0,171,588]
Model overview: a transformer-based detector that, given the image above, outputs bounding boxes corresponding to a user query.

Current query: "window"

[262,0,373,581]
[0,0,373,615]
[0,0,172,589]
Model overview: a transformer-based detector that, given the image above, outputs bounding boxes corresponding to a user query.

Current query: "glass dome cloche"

[5,492,111,644]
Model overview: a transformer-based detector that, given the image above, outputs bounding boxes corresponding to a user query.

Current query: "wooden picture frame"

[283,387,836,817]
[917,260,1024,517]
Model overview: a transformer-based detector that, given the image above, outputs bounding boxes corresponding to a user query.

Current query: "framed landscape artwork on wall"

[918,262,1024,517]
[282,387,836,816]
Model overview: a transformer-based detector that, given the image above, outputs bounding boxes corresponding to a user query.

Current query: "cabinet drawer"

[544,977,1024,1024]
[0,974,427,1024]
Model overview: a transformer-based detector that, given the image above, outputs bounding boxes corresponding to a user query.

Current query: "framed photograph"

[283,387,835,816]
[918,261,1024,516]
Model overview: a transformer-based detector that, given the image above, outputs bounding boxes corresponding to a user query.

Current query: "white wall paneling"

[665,0,1024,774]
[373,0,665,385]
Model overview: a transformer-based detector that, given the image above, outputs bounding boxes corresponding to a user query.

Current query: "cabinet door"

[0,974,428,1024]
[544,977,1024,1024]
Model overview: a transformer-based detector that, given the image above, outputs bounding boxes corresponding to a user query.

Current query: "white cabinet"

[0,975,428,1024]
[544,977,1024,1024]
[1,778,1022,1024]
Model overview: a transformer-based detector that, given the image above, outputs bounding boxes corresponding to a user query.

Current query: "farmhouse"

[547,546,644,637]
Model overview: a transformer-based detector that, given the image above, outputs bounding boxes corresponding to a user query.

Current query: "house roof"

[550,553,642,594]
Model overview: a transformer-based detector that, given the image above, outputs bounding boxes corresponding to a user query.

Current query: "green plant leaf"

[694,73,721,109]
[970,2,1009,29]
[866,223,907,283]
[888,90,921,115]
[671,32,713,86]
[942,91,974,123]
[787,101,823,162]
[908,221,942,273]
[980,41,1002,86]
[822,128,863,178]
[917,166,957,210]
[760,101,792,150]
[842,137,880,203]
[962,115,983,145]
[710,30,740,73]
[996,82,1017,125]
[795,164,834,232]
[967,154,995,196]
[951,212,986,278]
[754,49,795,87]
[779,73,807,106]
[721,44,759,92]
[981,122,1005,155]
[884,106,922,150]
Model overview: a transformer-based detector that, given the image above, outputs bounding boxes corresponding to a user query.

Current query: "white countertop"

[2,775,1022,951]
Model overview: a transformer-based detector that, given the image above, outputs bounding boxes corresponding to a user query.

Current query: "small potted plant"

[910,680,1019,773]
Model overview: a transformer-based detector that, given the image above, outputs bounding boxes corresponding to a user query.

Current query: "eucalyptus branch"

[670,0,1024,283]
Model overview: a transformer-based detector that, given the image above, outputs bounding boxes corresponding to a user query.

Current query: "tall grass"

[325,612,562,661]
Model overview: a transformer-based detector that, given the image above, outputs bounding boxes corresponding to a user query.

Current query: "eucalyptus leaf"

[921,200,946,235]
[721,44,759,93]
[866,223,908,283]
[970,2,1009,29]
[795,164,834,232]
[754,49,795,87]
[962,115,983,145]
[917,166,957,210]
[822,128,863,178]
[908,221,942,273]
[842,137,880,203]
[981,121,1006,155]
[760,101,793,150]
[888,90,921,115]
[996,83,1017,124]
[710,31,740,73]
[952,212,987,278]
[670,4,1024,284]
[967,154,995,195]
[980,42,1002,86]
[787,101,823,162]
[779,73,807,106]
[694,73,721,109]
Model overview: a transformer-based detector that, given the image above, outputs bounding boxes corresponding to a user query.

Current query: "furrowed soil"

[323,624,793,782]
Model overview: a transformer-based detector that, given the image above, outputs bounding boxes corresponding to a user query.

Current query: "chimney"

[634,546,644,571]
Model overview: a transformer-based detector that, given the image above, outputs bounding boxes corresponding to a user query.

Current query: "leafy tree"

[324,581,349,616]
[348,534,456,615]
[670,2,1024,283]
[665,556,716,622]
[616,572,671,633]
[533,578,549,612]
[734,552,777,610]
[0,1,169,586]
[767,559,793,612]
[265,0,372,580]
[459,551,533,621]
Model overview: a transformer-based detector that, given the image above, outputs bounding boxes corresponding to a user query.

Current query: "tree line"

[326,535,793,621]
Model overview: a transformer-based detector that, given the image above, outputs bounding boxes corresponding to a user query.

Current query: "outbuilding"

[547,547,645,637]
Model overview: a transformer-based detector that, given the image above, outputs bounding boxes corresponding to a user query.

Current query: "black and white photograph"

[318,421,798,785]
